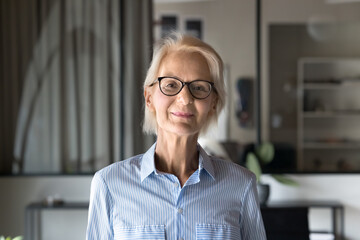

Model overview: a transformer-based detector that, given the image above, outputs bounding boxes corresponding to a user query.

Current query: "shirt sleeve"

[240,175,267,240]
[86,172,114,240]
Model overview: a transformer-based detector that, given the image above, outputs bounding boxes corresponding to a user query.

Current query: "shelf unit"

[297,58,360,172]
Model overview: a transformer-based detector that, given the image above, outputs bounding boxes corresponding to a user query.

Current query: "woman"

[86,33,266,240]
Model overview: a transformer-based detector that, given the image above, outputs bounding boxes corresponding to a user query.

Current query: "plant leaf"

[13,236,23,240]
[271,174,298,186]
[246,153,262,182]
[255,142,275,164]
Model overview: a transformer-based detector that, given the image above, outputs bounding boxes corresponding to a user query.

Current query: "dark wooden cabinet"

[261,200,344,240]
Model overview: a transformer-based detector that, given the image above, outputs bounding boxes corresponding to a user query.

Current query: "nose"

[176,85,194,105]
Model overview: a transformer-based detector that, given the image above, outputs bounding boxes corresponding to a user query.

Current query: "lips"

[171,111,194,118]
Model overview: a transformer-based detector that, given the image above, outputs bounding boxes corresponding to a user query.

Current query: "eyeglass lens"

[159,77,212,99]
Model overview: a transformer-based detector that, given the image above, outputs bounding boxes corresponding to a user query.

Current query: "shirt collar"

[140,142,157,182]
[140,142,216,182]
[197,144,216,180]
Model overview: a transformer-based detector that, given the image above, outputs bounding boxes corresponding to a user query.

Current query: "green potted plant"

[245,142,297,205]
[0,236,23,240]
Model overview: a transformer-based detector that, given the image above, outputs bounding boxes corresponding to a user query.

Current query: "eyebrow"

[160,75,211,82]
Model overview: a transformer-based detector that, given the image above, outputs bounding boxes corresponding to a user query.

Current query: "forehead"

[158,50,211,80]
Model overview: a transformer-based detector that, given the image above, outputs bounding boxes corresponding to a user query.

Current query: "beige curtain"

[122,0,154,158]
[0,0,153,174]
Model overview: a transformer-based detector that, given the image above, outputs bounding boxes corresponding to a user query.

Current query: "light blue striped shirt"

[86,143,266,240]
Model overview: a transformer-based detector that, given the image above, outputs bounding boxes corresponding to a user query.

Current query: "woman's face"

[145,51,217,137]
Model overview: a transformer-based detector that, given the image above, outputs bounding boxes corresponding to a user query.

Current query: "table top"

[261,200,344,209]
[26,201,89,210]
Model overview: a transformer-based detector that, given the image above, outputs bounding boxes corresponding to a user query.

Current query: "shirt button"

[173,182,179,188]
[179,238,184,240]
[177,208,183,214]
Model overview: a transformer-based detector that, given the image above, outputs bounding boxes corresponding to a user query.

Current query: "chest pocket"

[114,225,165,240]
[196,224,241,240]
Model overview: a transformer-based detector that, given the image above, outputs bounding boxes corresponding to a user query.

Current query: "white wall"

[0,177,92,239]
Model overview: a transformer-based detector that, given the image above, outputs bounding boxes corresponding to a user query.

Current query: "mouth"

[171,111,194,118]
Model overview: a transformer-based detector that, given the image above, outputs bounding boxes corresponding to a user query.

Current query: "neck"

[155,131,199,187]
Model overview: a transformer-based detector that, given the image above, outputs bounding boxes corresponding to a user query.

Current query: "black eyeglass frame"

[152,76,216,100]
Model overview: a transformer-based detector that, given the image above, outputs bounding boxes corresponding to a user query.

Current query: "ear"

[144,87,154,112]
[209,94,218,116]
[212,94,218,110]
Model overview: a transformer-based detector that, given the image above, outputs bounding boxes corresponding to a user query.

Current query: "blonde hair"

[143,32,226,135]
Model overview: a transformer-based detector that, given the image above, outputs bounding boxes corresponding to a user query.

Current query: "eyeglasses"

[152,76,215,99]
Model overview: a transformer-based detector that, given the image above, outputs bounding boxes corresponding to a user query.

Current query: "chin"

[167,124,200,137]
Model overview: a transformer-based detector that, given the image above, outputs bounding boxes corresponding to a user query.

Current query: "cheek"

[197,102,214,118]
[204,96,217,113]
[153,92,171,113]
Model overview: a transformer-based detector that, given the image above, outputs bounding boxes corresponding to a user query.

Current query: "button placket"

[177,208,183,214]
[176,188,185,240]
[166,174,185,240]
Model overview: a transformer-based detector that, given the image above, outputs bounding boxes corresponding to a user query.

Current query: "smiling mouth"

[171,112,194,118]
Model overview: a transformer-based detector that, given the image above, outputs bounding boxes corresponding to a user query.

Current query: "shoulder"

[203,156,257,201]
[210,156,256,185]
[94,154,144,183]
[89,154,146,206]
